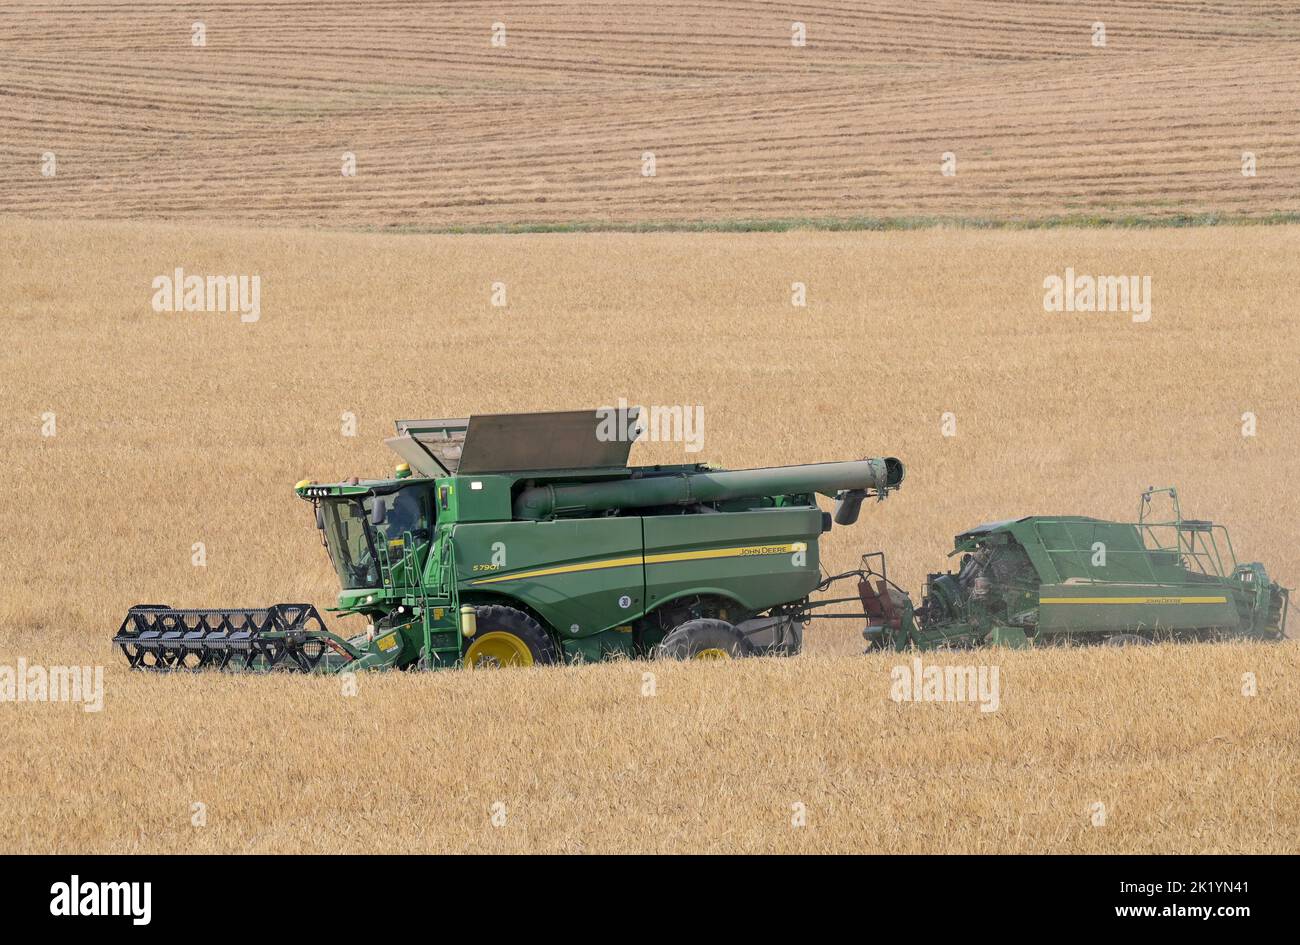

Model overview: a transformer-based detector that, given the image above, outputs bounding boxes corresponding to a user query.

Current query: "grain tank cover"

[387,417,470,476]
[459,408,639,473]
[388,408,640,476]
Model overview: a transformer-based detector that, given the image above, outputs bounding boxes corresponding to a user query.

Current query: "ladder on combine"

[413,537,463,668]
[378,530,463,669]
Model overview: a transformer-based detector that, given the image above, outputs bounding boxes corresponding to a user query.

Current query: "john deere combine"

[114,409,904,671]
[859,487,1288,649]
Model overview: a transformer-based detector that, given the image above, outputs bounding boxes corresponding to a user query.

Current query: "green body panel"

[448,507,822,645]
[444,475,515,522]
[1008,518,1162,583]
[641,508,822,614]
[979,517,1227,587]
[454,517,645,637]
[1035,582,1242,634]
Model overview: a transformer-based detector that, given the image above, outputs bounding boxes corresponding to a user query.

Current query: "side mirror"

[315,505,325,530]
[369,498,387,526]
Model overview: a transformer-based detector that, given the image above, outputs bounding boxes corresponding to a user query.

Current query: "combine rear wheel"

[656,618,754,661]
[462,605,558,668]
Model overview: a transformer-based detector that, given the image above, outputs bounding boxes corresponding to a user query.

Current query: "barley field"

[4,646,1297,854]
[1,1,1298,228]
[1,219,1297,853]
[3,0,1299,856]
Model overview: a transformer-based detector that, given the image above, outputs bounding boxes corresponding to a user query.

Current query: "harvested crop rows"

[2,1,1298,229]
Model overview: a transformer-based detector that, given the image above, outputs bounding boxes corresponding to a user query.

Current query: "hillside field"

[2,0,1298,229]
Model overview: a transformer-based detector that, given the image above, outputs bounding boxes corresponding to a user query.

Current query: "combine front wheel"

[462,605,558,668]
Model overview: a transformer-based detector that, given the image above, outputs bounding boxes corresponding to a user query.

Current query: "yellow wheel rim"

[693,647,732,661]
[465,631,535,668]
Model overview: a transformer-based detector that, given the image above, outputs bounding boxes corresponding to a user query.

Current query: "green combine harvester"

[114,409,904,671]
[112,411,1287,672]
[859,487,1288,649]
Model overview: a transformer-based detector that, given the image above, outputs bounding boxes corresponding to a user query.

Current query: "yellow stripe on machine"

[1040,596,1228,605]
[645,542,804,565]
[469,542,806,586]
[469,555,645,585]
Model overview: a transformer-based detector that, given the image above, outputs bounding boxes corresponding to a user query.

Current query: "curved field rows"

[1,2,1298,226]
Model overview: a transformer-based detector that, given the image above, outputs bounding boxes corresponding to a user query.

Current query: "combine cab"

[864,487,1288,650]
[114,408,904,671]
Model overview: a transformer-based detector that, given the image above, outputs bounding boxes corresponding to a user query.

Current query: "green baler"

[115,409,903,671]
[861,487,1289,650]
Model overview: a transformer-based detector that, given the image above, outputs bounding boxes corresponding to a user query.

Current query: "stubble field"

[2,0,1298,228]
[1,218,1297,852]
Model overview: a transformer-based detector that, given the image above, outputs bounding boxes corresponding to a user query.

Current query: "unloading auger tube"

[513,457,904,521]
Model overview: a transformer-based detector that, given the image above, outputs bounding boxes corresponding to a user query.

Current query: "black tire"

[655,618,754,661]
[462,604,559,668]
